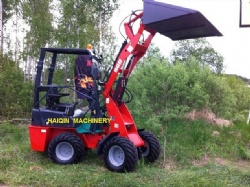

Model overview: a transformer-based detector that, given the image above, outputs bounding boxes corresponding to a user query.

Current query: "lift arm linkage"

[103,12,156,100]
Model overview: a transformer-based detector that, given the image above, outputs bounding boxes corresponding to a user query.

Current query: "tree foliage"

[224,75,250,121]
[54,0,118,48]
[128,53,250,123]
[0,54,33,118]
[22,0,54,56]
[170,38,224,74]
[2,0,21,24]
[0,0,120,118]
[20,0,119,84]
[141,44,167,64]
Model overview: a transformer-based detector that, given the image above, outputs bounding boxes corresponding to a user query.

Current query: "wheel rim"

[55,142,74,161]
[108,145,125,167]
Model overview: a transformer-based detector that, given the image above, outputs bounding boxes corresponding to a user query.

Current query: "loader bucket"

[142,0,222,40]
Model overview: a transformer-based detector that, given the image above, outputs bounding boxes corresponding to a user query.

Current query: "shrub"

[0,55,33,118]
[127,56,250,125]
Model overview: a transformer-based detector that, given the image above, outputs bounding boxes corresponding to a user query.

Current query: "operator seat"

[45,86,71,111]
[74,51,103,133]
[74,53,93,99]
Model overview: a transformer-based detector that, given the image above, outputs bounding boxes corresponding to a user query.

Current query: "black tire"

[103,136,138,172]
[48,132,85,164]
[139,131,160,162]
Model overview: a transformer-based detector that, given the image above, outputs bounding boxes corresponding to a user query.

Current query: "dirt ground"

[185,109,232,127]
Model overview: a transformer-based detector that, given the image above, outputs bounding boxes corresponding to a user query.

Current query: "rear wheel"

[139,131,160,162]
[48,132,85,164]
[103,136,138,172]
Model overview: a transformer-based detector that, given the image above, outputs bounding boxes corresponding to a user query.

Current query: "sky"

[110,0,250,79]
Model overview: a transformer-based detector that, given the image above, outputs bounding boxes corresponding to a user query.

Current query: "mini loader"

[29,0,222,172]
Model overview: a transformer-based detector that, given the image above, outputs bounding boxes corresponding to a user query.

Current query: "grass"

[0,120,250,187]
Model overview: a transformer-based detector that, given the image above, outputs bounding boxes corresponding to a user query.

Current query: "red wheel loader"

[28,0,222,172]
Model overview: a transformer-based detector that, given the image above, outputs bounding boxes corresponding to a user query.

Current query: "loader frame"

[29,12,153,152]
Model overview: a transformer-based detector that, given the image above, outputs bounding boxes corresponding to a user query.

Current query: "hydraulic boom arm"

[103,12,155,100]
[103,0,222,102]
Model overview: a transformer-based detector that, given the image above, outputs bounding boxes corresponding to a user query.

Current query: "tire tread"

[48,132,84,164]
[103,136,138,172]
[139,131,160,162]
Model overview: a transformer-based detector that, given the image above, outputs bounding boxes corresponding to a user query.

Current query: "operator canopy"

[142,0,222,40]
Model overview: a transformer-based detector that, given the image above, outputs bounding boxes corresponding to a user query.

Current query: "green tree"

[0,1,2,52]
[224,75,250,121]
[22,0,54,56]
[1,0,21,55]
[170,38,224,74]
[141,44,167,65]
[203,73,235,118]
[128,55,242,123]
[0,54,33,118]
[55,0,118,48]
[20,0,55,82]
[52,0,119,85]
[2,0,21,24]
[128,57,209,121]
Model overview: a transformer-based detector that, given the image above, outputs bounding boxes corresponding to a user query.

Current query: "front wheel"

[103,136,138,172]
[138,131,160,162]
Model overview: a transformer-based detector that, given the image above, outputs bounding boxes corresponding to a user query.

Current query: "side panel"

[28,125,102,152]
[29,126,51,152]
[31,108,74,127]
